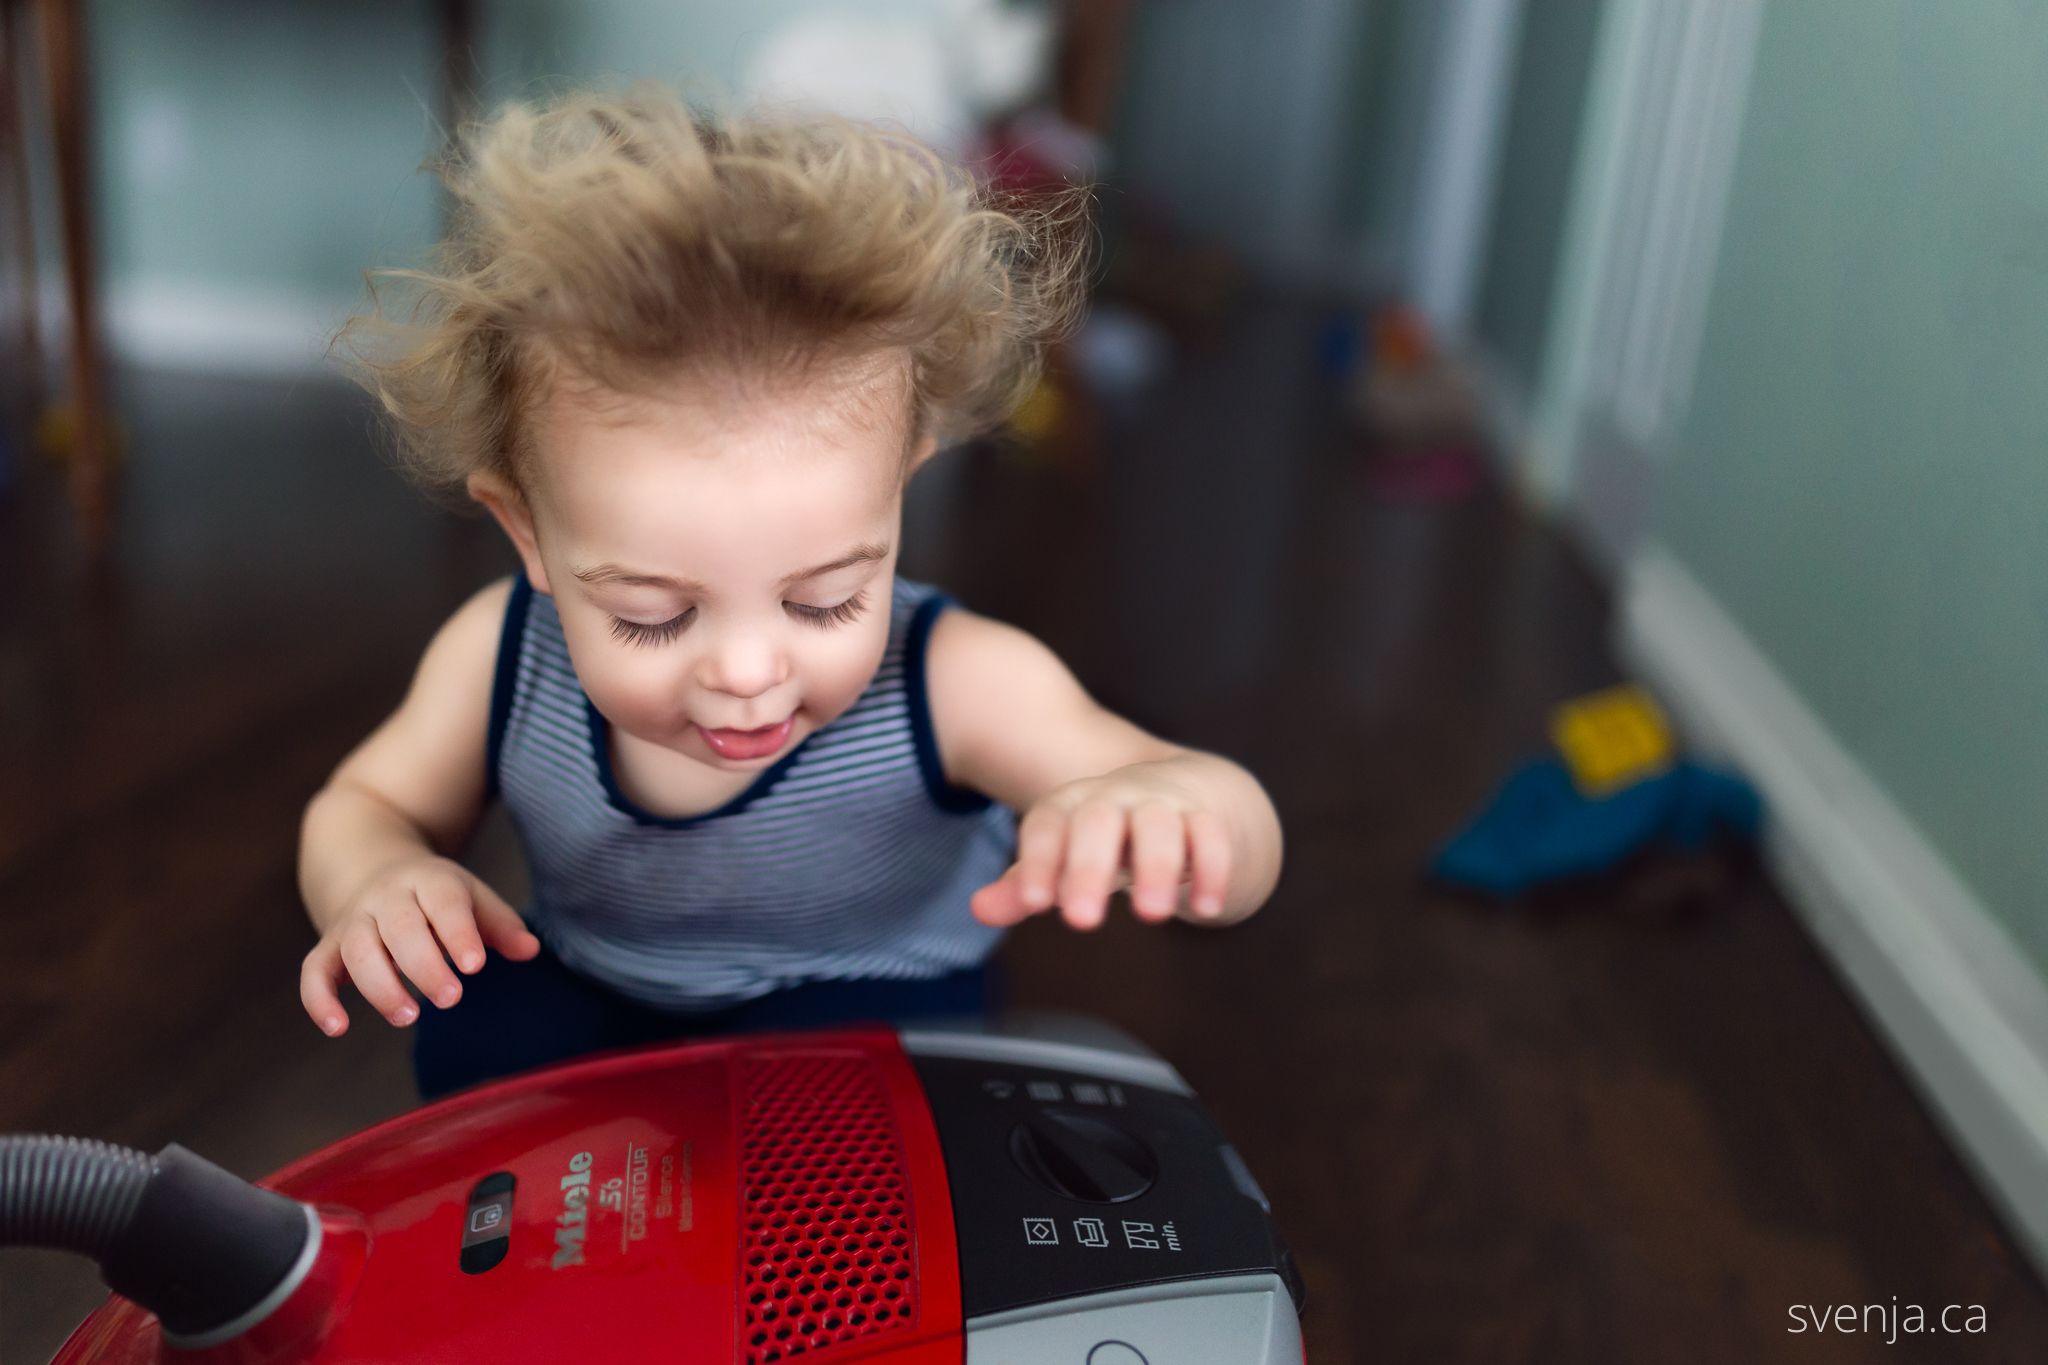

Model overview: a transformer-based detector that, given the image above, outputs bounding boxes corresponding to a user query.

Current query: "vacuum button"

[1009,1112,1158,1203]
[460,1172,515,1274]
[1088,1345,1150,1365]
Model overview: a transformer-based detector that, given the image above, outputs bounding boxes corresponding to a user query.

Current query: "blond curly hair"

[334,84,1090,495]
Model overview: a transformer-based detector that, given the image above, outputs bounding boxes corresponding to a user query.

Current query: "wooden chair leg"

[38,0,113,543]
[2,0,44,404]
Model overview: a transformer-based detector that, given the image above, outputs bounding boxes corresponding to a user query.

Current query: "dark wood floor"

[4,302,2046,1363]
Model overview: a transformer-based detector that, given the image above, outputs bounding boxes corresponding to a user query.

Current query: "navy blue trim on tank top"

[489,574,1014,1011]
[904,593,996,815]
[586,698,817,830]
[483,573,533,801]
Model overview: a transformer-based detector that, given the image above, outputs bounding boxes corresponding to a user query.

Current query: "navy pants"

[411,939,1000,1100]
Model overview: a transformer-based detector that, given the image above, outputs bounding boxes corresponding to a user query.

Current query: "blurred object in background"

[1,0,40,497]
[1347,305,1476,445]
[736,0,1135,480]
[1368,0,2048,1312]
[1433,752,1761,900]
[1434,682,1762,900]
[1550,682,1676,797]
[1068,302,1170,406]
[967,1,1137,479]
[4,0,116,545]
[1,0,490,549]
[1331,302,1486,503]
[742,0,1053,157]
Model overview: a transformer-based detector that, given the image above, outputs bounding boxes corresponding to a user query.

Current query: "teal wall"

[1653,1,2048,969]
[89,2,444,301]
[1327,0,1412,254]
[81,0,968,307]
[1472,0,1604,394]
[1342,0,1438,273]
[481,0,963,94]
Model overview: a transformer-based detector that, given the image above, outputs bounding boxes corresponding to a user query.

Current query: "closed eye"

[785,592,868,629]
[610,608,695,646]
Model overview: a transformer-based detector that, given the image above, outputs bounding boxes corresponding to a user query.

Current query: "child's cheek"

[801,627,889,727]
[583,642,690,736]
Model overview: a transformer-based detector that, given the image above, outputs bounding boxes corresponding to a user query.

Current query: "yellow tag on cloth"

[1550,684,1676,796]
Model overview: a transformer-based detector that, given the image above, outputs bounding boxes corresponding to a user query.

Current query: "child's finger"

[970,868,1039,927]
[384,898,463,1009]
[468,875,543,960]
[1126,803,1186,923]
[1013,805,1069,911]
[300,941,351,1037]
[417,875,489,975]
[1057,802,1127,931]
[1186,809,1232,919]
[339,922,420,1027]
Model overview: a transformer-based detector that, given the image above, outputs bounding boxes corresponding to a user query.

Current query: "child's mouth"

[695,715,795,761]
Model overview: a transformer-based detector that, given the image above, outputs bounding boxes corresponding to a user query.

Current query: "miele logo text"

[553,1151,593,1269]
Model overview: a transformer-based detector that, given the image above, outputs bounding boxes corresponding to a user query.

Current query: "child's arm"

[298,577,540,1035]
[927,609,1282,930]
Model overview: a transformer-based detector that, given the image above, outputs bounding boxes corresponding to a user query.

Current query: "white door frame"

[1402,0,1527,345]
[1526,0,1765,511]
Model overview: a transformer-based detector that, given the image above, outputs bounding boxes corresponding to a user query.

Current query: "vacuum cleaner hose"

[0,1134,315,1342]
[0,1135,154,1260]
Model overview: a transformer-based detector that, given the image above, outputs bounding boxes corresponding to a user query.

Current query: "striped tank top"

[487,574,1016,1011]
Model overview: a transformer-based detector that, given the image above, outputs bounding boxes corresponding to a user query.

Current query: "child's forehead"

[540,347,915,447]
[522,350,914,539]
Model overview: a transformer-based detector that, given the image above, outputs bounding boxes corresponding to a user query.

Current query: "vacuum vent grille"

[739,1052,916,1363]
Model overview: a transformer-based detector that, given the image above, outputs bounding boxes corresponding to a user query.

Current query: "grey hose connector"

[0,1135,155,1260]
[2,1134,315,1339]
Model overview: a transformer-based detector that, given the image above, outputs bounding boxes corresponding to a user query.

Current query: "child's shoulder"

[921,601,1184,813]
[320,576,517,841]
[409,575,519,705]
[437,575,520,658]
[921,605,1087,785]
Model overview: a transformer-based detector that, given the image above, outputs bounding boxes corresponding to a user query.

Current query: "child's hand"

[969,765,1232,931]
[300,855,541,1036]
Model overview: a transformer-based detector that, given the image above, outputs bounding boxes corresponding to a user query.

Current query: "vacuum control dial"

[1008,1111,1158,1203]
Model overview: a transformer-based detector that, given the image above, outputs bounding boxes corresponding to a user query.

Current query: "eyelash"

[607,592,868,647]
[610,608,695,647]
[786,591,869,631]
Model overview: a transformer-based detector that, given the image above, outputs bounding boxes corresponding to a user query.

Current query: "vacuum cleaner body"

[49,1019,1303,1363]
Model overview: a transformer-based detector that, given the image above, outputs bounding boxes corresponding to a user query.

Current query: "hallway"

[3,301,2044,1362]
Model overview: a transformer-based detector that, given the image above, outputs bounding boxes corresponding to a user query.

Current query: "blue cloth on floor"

[1433,758,1761,895]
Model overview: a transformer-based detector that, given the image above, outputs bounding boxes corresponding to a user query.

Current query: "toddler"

[297,86,1283,1098]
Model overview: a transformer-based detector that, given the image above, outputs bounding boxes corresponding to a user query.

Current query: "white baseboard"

[37,277,355,379]
[1461,344,1531,474]
[1457,341,1567,524]
[1620,546,2048,1277]
[1461,340,1640,556]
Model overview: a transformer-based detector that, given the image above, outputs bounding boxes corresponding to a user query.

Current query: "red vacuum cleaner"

[5,1016,1303,1362]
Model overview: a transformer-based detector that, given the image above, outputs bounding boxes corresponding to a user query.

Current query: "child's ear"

[907,431,940,473]
[467,471,553,595]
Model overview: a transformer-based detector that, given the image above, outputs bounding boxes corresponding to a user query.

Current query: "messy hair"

[334,83,1091,495]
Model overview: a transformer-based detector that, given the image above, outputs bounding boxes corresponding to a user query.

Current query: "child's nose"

[697,634,788,700]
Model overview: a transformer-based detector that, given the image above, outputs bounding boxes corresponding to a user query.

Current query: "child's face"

[479,355,925,772]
